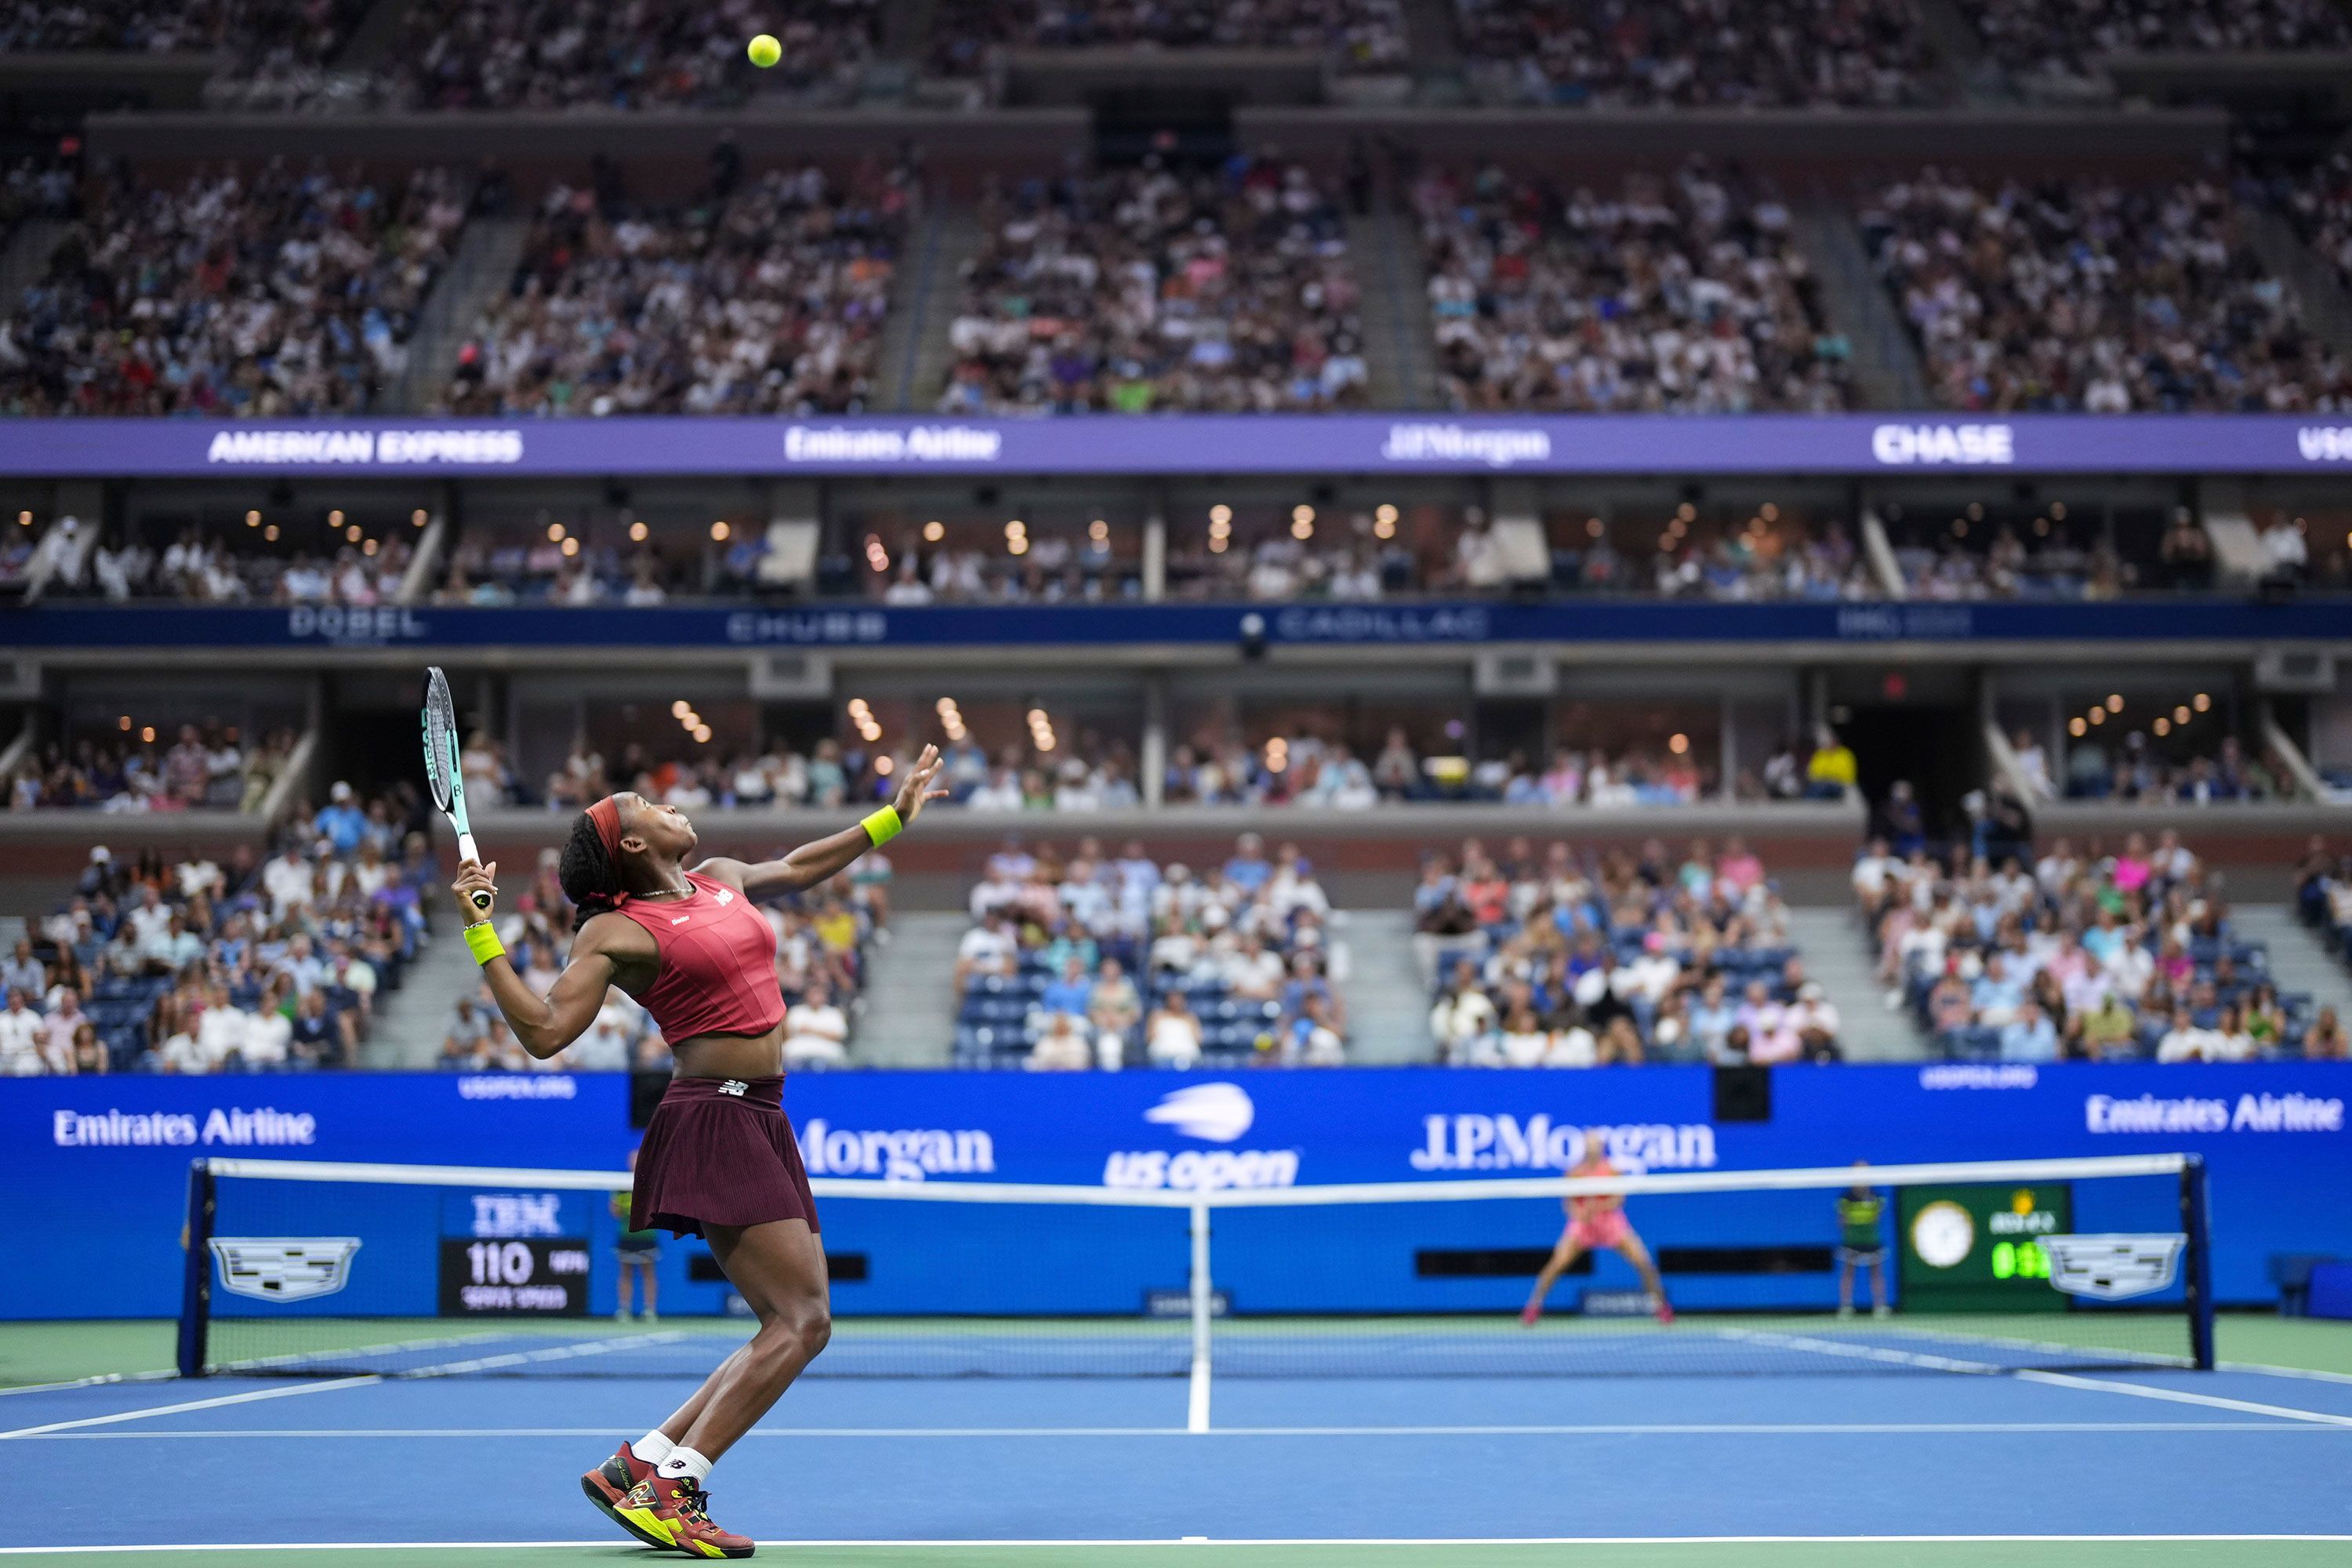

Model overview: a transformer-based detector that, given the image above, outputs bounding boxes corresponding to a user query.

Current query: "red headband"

[586,797,622,859]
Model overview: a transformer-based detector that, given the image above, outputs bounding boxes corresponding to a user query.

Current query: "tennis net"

[180,1152,2213,1395]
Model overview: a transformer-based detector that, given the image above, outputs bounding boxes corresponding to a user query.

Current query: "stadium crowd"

[0,162,468,417]
[441,160,913,417]
[1861,170,2351,413]
[2281,152,2352,299]
[937,156,1368,416]
[1861,830,2336,1062]
[2053,732,2285,804]
[1962,0,2352,92]
[926,0,1408,76]
[1452,0,1936,108]
[5,726,299,813]
[1414,161,1852,414]
[953,834,1348,1068]
[0,785,426,1075]
[0,0,368,64]
[30,523,416,605]
[373,0,875,110]
[1418,836,1828,1066]
[2296,845,2352,1048]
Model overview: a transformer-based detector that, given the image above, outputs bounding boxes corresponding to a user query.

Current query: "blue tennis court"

[8,1319,2351,1565]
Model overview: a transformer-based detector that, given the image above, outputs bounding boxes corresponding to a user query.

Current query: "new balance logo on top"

[719,1080,748,1098]
[714,887,735,905]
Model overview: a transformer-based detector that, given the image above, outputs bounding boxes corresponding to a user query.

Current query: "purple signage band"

[6,414,2352,478]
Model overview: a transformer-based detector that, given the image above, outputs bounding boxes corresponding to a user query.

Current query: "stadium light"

[711,521,731,541]
[924,521,945,543]
[629,521,649,543]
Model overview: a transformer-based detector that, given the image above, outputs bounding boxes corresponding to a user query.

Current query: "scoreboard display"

[1896,1182,2074,1312]
[437,1236,592,1316]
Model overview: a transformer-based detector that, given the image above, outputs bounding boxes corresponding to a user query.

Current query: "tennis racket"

[421,666,492,913]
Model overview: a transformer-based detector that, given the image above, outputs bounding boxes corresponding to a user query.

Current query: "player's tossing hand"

[892,743,950,826]
[452,859,499,921]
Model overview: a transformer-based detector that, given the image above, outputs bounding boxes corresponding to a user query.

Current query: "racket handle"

[458,833,493,913]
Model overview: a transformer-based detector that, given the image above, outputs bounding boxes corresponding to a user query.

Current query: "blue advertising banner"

[4,597,2348,652]
[5,413,2352,479]
[7,1062,2346,1320]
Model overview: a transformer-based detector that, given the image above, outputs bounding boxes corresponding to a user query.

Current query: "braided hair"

[558,810,622,921]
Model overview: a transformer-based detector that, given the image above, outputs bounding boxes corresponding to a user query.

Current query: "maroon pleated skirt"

[630,1075,819,1239]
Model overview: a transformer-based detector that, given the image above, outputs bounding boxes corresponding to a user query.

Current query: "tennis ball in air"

[747,33,782,67]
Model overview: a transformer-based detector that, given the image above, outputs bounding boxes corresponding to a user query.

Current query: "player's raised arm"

[449,859,624,1058]
[697,743,948,898]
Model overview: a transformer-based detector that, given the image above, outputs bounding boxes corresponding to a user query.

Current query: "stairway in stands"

[1339,909,1438,1064]
[360,924,481,1069]
[2228,906,2352,1027]
[1784,906,1928,1062]
[852,913,964,1066]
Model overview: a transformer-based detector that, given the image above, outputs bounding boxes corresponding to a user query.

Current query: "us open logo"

[209,1237,362,1303]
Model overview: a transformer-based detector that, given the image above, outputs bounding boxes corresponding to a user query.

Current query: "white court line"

[2220,1359,2352,1387]
[5,1534,2352,1553]
[0,1372,174,1399]
[0,1378,380,1440]
[7,1420,2347,1440]
[2015,1370,2352,1428]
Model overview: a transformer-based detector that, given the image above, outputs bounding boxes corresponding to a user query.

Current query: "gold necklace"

[637,880,693,900]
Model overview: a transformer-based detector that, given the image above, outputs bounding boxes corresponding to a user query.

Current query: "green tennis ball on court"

[747,32,782,67]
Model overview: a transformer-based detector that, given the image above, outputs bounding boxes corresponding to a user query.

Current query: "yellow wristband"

[463,920,506,966]
[861,804,902,846]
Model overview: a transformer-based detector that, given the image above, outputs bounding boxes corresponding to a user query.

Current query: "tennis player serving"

[450,747,946,1559]
[1519,1145,1674,1327]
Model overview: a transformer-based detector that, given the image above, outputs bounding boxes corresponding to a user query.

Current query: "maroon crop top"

[610,872,786,1043]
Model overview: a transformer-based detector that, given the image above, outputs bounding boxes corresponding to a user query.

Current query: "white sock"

[630,1432,675,1467]
[656,1446,713,1486]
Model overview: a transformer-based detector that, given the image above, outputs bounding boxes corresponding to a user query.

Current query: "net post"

[1186,1200,1210,1434]
[176,1158,216,1379]
[2180,1154,2216,1371]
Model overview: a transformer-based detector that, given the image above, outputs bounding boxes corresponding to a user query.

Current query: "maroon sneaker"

[580,1443,668,1549]
[615,1474,756,1559]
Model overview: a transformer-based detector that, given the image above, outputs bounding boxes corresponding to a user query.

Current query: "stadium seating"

[1861,834,2328,1063]
[1414,161,1853,414]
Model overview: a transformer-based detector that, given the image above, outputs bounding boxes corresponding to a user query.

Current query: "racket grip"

[458,834,492,912]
